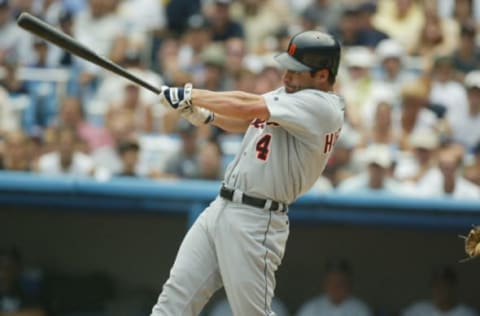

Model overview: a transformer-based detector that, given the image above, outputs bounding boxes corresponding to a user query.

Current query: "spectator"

[410,11,459,72]
[177,14,213,82]
[330,6,363,46]
[372,0,425,53]
[198,43,228,91]
[428,56,469,141]
[0,0,33,65]
[464,142,480,186]
[35,127,95,177]
[402,266,478,316]
[197,138,224,180]
[0,130,32,171]
[115,139,143,177]
[230,0,291,53]
[449,70,480,150]
[295,258,372,316]
[163,120,201,178]
[0,247,48,316]
[223,37,247,90]
[337,144,403,194]
[72,0,128,96]
[56,96,114,153]
[420,146,480,199]
[359,99,399,148]
[106,81,154,133]
[373,38,418,98]
[452,22,480,78]
[394,129,441,194]
[339,46,376,129]
[395,80,441,151]
[207,0,244,42]
[0,85,20,136]
[355,2,389,47]
[22,39,59,137]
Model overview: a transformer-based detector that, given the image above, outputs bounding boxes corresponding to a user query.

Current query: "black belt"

[220,185,288,212]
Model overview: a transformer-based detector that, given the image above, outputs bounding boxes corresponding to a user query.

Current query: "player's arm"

[191,89,270,121]
[158,84,269,131]
[210,114,252,133]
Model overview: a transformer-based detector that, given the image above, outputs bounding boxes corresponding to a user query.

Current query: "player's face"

[282,70,316,93]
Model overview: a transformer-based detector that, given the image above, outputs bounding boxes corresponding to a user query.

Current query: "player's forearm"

[191,89,269,120]
[211,114,251,132]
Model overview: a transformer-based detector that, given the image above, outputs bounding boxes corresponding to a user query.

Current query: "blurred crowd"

[0,0,479,199]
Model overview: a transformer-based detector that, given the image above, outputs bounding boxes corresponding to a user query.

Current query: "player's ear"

[312,69,329,85]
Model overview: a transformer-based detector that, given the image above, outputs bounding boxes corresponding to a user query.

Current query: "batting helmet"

[275,31,341,77]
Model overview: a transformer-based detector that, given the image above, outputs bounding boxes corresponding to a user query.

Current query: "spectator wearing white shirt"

[295,258,372,316]
[402,266,478,316]
[337,144,404,194]
[394,129,442,195]
[36,127,95,177]
[450,70,480,150]
[420,146,480,200]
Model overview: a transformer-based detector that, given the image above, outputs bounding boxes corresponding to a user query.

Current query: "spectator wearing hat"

[196,43,228,93]
[373,39,418,98]
[452,22,480,77]
[339,46,377,129]
[295,258,372,316]
[402,266,478,316]
[394,129,442,195]
[337,144,404,194]
[448,70,480,150]
[419,146,480,199]
[395,80,443,151]
[207,0,244,42]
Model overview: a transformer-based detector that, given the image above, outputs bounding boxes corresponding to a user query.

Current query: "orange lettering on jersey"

[323,129,341,154]
[323,133,335,154]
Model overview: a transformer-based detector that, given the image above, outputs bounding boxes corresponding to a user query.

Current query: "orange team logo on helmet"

[288,43,296,56]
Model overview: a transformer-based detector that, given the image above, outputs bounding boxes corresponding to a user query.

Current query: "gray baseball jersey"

[224,87,344,204]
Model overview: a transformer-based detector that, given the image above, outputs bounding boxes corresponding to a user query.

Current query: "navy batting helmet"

[275,31,341,77]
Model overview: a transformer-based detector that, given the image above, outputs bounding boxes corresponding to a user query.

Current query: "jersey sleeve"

[263,89,343,148]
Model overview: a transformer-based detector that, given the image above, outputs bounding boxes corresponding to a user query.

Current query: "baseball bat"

[16,12,161,94]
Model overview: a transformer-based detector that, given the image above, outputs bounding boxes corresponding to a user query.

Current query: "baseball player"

[152,30,344,316]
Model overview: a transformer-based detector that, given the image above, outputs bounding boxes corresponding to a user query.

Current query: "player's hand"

[159,83,193,110]
[180,105,215,126]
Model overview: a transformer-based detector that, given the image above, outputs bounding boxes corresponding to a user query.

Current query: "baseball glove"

[461,226,480,262]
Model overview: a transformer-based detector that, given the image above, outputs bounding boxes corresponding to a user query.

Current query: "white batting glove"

[180,105,215,126]
[159,82,193,110]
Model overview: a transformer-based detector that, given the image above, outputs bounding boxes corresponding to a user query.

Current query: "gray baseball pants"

[150,196,289,316]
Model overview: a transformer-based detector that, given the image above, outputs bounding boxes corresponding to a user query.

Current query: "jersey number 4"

[256,134,272,161]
